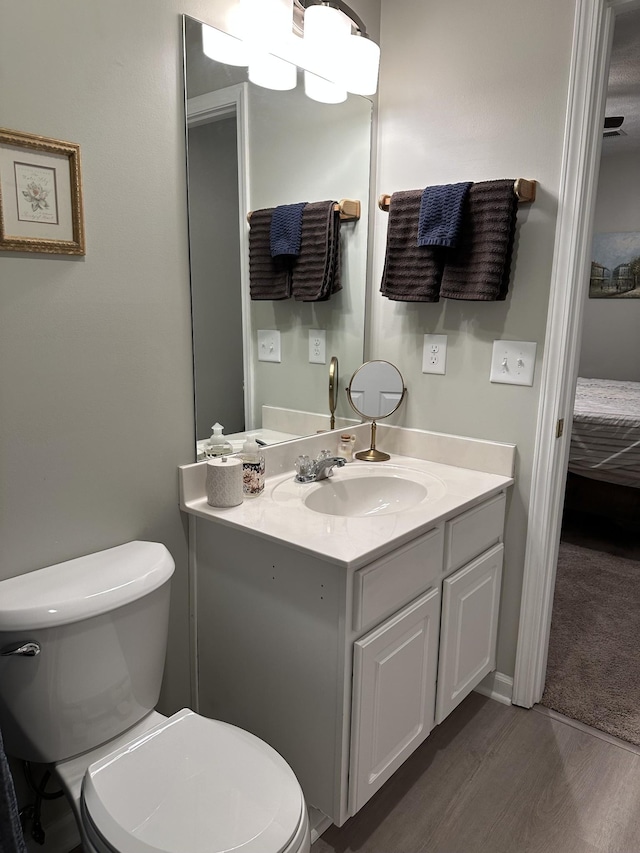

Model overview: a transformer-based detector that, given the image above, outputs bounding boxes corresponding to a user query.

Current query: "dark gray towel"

[270,202,307,257]
[1,728,26,853]
[291,201,341,302]
[249,208,292,300]
[439,180,518,301]
[417,182,472,247]
[380,190,444,302]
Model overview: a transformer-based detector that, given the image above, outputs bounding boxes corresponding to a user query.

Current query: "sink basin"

[270,463,447,518]
[304,475,428,517]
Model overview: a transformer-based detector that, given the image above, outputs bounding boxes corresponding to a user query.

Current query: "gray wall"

[371,0,576,676]
[247,84,372,424]
[0,0,227,717]
[579,150,640,380]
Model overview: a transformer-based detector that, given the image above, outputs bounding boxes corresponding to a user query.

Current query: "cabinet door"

[435,543,503,725]
[349,587,440,816]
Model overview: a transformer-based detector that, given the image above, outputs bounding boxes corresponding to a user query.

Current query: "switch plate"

[257,330,281,363]
[422,334,447,375]
[490,340,537,386]
[309,329,326,364]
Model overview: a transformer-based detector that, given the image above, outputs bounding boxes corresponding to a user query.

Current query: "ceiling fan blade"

[604,116,624,129]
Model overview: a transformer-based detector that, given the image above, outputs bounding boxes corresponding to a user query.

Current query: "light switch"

[422,334,447,375]
[309,329,326,364]
[257,330,281,363]
[490,340,537,386]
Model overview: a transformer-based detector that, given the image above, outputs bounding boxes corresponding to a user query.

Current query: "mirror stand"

[347,360,406,463]
[356,420,390,462]
[329,356,338,431]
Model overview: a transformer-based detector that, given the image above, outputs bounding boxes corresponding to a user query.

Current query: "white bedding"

[568,378,640,488]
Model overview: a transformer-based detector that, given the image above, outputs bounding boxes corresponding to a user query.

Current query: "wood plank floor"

[313,693,640,853]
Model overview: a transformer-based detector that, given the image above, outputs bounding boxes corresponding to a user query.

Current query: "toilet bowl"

[0,542,310,853]
[61,710,311,853]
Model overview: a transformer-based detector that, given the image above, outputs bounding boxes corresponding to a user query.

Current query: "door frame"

[513,0,640,707]
[186,83,254,430]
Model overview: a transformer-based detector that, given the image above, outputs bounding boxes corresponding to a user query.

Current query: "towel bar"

[377,179,537,212]
[247,198,361,223]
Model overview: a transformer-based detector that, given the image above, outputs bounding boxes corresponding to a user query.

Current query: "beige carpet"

[541,541,640,746]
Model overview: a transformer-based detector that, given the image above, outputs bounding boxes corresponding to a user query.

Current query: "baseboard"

[308,806,332,844]
[474,670,513,706]
[25,810,79,853]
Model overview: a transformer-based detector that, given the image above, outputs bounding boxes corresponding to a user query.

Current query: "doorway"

[539,8,640,739]
[513,0,640,710]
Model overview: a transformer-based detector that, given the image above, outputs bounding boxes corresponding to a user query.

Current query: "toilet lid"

[82,709,305,853]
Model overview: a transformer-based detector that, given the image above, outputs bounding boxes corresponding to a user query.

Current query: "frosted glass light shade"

[303,4,350,104]
[201,22,249,67]
[344,34,380,96]
[242,0,297,90]
[304,72,347,104]
[249,54,297,90]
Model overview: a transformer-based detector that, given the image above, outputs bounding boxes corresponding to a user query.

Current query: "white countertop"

[179,453,513,570]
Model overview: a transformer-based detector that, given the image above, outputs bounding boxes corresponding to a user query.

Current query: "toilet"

[0,541,311,853]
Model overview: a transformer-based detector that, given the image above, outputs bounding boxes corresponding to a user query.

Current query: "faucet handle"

[317,449,332,461]
[295,455,313,477]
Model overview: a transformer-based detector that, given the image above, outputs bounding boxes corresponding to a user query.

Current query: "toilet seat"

[81,709,308,853]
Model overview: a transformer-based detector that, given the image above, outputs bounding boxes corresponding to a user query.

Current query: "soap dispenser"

[240,437,265,497]
[206,423,233,458]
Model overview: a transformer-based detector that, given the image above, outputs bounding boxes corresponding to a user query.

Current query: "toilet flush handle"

[1,641,41,657]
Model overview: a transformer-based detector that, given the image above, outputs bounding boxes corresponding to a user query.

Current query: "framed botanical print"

[0,127,85,255]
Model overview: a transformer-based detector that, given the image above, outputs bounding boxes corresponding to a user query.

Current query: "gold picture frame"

[0,128,85,255]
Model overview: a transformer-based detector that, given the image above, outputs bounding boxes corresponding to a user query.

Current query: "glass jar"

[338,433,356,462]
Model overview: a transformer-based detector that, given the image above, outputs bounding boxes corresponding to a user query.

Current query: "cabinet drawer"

[353,526,444,633]
[444,492,505,576]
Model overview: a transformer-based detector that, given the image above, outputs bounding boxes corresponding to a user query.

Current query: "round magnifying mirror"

[347,360,406,461]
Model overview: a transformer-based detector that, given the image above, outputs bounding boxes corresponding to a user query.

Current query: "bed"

[564,378,640,530]
[568,377,640,489]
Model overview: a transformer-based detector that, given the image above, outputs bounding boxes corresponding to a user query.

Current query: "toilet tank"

[0,541,175,764]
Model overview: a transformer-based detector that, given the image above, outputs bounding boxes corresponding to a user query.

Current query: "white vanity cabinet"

[194,488,507,828]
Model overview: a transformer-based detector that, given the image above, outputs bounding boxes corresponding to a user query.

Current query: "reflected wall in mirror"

[183,15,373,459]
[347,360,406,461]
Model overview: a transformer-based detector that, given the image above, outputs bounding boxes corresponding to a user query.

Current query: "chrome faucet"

[295,453,346,483]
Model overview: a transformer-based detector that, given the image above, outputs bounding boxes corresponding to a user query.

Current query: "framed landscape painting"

[589,232,640,298]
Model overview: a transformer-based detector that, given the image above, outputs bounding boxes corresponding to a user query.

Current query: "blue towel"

[0,728,26,853]
[417,182,472,248]
[270,202,307,257]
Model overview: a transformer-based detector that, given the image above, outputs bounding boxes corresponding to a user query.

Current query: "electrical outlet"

[309,329,326,364]
[422,334,447,375]
[257,330,281,363]
[490,340,537,385]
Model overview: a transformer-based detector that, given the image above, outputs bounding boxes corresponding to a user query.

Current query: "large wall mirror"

[182,15,373,458]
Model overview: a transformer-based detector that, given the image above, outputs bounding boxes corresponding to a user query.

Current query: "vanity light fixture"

[201,0,380,102]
